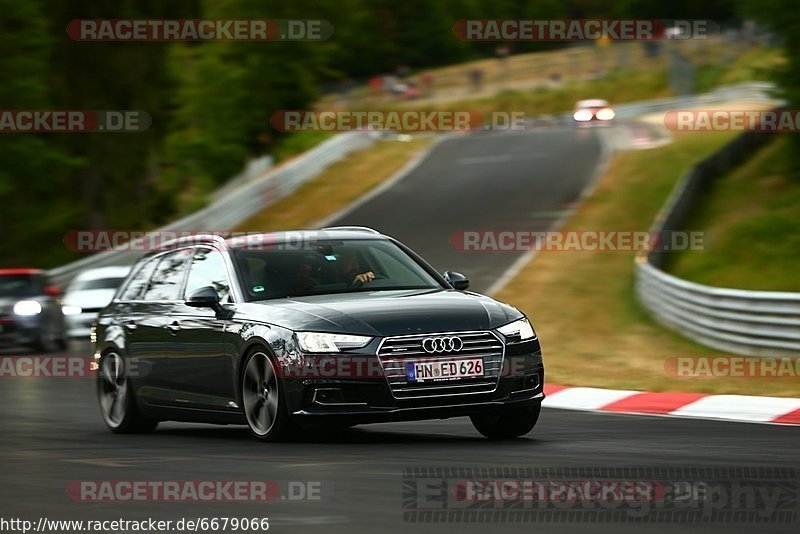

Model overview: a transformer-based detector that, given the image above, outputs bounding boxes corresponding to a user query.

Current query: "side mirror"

[443,271,470,291]
[186,286,223,313]
[44,285,62,297]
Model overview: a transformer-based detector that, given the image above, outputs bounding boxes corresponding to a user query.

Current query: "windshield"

[233,239,442,300]
[0,275,41,298]
[70,277,126,292]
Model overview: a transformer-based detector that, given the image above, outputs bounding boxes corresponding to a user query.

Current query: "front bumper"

[0,317,41,347]
[292,391,543,424]
[283,339,544,424]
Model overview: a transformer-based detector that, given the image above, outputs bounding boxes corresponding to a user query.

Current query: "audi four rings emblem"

[421,336,464,353]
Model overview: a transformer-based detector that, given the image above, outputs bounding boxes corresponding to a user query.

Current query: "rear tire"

[97,351,158,434]
[470,404,541,439]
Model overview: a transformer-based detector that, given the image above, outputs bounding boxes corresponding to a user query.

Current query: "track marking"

[544,384,800,425]
[456,153,544,165]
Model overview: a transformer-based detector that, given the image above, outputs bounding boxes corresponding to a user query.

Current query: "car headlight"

[573,109,593,122]
[13,300,42,316]
[497,317,536,341]
[596,108,615,121]
[296,332,372,353]
[62,305,82,315]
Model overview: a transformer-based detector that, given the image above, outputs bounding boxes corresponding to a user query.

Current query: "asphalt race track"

[331,126,605,292]
[2,128,798,533]
[1,351,798,534]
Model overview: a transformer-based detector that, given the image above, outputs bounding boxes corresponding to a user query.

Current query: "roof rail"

[320,226,382,235]
[155,233,228,251]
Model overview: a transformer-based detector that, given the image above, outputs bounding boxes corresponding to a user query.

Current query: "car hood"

[235,289,522,337]
[63,289,116,310]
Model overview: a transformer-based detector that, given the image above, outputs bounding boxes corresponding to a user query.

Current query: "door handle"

[166,321,181,334]
[123,321,137,332]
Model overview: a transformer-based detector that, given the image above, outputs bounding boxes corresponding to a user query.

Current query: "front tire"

[241,349,296,442]
[97,351,158,434]
[470,404,541,439]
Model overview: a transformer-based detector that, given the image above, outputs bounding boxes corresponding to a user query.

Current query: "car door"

[164,246,237,411]
[133,248,193,407]
[114,256,160,399]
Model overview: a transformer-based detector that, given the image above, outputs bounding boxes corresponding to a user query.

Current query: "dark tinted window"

[184,248,231,302]
[143,249,192,301]
[0,275,39,297]
[233,239,440,300]
[119,258,159,301]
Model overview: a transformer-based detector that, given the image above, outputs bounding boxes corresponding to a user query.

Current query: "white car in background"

[62,266,130,339]
[573,99,616,124]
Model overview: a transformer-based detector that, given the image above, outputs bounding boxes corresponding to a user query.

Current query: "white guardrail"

[637,262,800,357]
[48,131,376,286]
[635,91,800,357]
[612,82,777,118]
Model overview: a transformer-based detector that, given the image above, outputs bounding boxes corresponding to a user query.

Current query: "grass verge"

[494,131,799,397]
[234,136,432,232]
[666,135,800,291]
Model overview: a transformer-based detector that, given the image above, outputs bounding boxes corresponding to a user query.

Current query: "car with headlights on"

[0,269,67,351]
[62,266,131,339]
[573,99,615,125]
[93,228,544,441]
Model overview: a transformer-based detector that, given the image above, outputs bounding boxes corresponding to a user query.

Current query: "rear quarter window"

[118,257,159,301]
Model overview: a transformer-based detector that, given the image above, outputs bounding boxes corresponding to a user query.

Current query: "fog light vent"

[313,388,345,405]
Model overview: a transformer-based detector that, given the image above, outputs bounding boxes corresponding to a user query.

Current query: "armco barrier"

[636,119,800,357]
[48,131,375,286]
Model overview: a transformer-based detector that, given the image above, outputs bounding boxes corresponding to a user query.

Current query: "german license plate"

[407,358,484,382]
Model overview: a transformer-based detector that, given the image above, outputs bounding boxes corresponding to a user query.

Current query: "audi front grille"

[377,331,504,399]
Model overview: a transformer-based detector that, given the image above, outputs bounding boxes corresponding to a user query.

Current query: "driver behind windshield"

[336,249,374,286]
[291,248,374,295]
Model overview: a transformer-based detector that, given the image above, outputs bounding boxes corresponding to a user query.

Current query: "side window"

[119,257,159,301]
[142,249,192,301]
[184,248,231,303]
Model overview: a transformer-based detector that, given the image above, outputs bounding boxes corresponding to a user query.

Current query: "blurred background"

[0,0,794,269]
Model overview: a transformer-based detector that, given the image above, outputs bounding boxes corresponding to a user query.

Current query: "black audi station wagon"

[93,227,544,441]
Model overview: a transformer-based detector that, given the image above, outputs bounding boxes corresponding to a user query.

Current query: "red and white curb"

[543,384,800,425]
